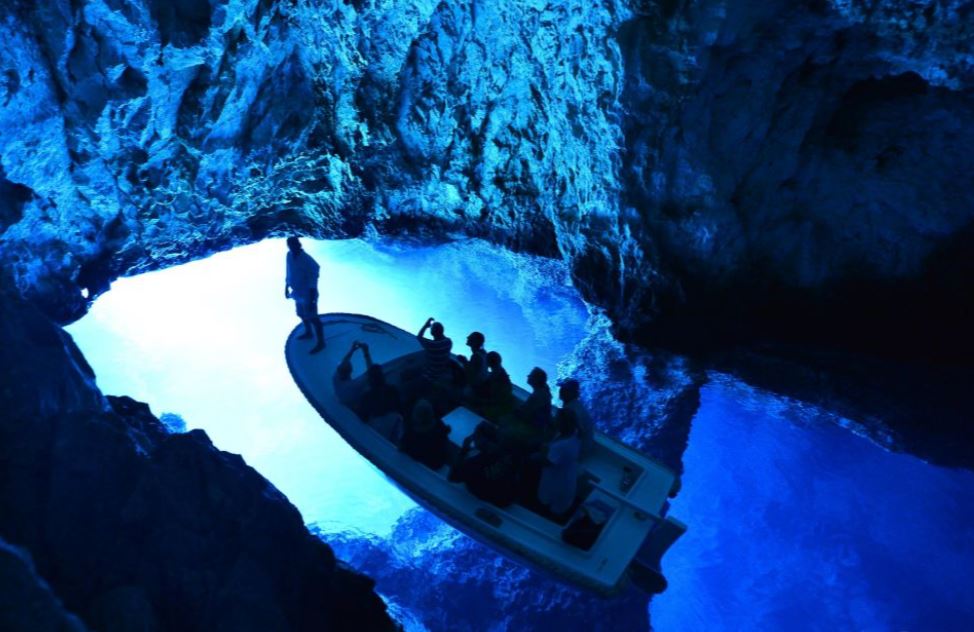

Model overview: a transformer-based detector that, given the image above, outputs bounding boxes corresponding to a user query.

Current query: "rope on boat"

[361,322,396,337]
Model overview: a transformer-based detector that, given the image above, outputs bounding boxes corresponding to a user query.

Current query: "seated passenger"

[457,331,489,389]
[558,379,594,457]
[399,399,451,470]
[416,317,453,383]
[450,423,519,508]
[516,367,552,430]
[471,351,515,418]
[484,351,512,400]
[354,343,402,420]
[332,342,362,406]
[335,342,401,440]
[537,409,581,517]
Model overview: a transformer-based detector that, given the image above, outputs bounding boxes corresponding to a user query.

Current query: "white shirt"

[538,434,581,514]
[565,400,594,456]
[286,250,320,294]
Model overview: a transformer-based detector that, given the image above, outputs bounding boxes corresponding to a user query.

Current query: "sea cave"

[1,1,972,630]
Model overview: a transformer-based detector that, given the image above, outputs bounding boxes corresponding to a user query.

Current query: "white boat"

[286,313,686,596]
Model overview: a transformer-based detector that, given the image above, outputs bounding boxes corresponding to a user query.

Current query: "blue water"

[657,381,974,631]
[67,238,974,631]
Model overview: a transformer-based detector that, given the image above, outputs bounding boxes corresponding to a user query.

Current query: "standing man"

[285,236,325,354]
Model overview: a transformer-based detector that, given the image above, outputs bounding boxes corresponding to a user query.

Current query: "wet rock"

[0,282,397,631]
[0,0,970,459]
[558,313,705,474]
[323,509,653,632]
[0,538,88,632]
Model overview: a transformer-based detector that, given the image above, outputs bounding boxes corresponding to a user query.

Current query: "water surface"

[68,238,974,631]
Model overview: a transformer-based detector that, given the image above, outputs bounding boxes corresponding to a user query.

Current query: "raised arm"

[417,317,434,340]
[359,342,375,369]
[341,342,360,364]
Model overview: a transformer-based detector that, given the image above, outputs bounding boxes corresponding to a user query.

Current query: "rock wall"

[0,2,970,444]
[0,281,397,631]
[614,1,974,358]
[0,538,88,632]
[0,1,971,623]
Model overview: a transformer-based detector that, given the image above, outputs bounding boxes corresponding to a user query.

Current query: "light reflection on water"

[656,378,974,631]
[66,238,589,537]
[67,238,974,630]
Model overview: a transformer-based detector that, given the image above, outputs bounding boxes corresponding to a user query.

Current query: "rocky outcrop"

[322,509,653,632]
[0,2,970,456]
[0,538,88,632]
[558,313,705,474]
[0,281,397,631]
[609,0,974,465]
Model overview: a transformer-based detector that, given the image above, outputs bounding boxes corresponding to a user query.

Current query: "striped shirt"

[420,336,453,379]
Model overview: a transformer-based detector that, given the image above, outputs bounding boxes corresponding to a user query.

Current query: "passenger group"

[332,317,595,520]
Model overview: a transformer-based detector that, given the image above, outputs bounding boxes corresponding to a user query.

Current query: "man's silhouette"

[285,236,325,354]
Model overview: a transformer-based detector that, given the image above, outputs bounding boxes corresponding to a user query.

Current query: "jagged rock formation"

[0,3,970,449]
[322,509,653,632]
[0,1,971,625]
[0,283,397,631]
[0,538,88,632]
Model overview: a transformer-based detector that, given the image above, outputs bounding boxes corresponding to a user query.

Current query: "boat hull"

[286,313,683,595]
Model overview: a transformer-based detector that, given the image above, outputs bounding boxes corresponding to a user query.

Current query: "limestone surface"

[0,281,397,631]
[0,2,970,455]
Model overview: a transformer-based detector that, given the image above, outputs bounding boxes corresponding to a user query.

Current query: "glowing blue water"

[67,239,974,631]
[657,382,974,631]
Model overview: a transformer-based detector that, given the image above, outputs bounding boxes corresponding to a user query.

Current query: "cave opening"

[0,0,971,627]
[62,237,974,630]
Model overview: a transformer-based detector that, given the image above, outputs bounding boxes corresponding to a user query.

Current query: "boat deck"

[286,313,681,594]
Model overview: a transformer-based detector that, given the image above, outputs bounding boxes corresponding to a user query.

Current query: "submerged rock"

[0,282,397,631]
[322,509,652,632]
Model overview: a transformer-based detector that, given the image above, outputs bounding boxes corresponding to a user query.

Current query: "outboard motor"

[627,499,687,594]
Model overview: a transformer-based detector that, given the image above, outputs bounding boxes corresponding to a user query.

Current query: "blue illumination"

[67,239,974,630]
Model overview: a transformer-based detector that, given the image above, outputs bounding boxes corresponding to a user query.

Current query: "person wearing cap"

[559,379,594,457]
[399,399,451,470]
[458,331,489,390]
[285,236,325,353]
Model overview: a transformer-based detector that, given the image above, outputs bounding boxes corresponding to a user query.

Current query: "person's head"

[559,378,580,403]
[556,408,578,437]
[466,331,485,350]
[431,322,445,339]
[528,367,547,389]
[336,359,353,381]
[487,351,503,369]
[410,399,436,433]
[286,236,302,253]
[367,364,385,388]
